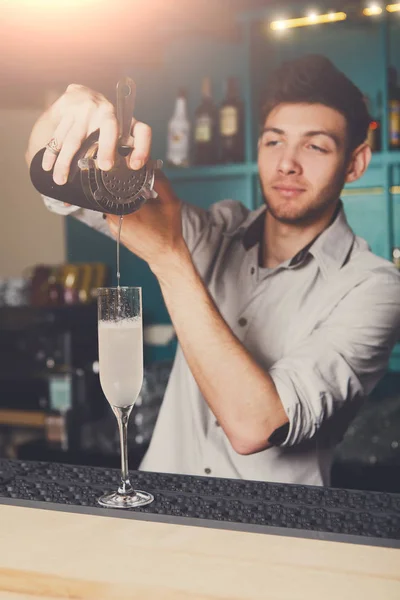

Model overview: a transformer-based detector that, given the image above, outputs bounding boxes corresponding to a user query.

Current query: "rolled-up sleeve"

[269,270,400,447]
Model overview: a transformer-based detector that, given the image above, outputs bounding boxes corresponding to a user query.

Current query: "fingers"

[40,85,152,187]
[42,115,73,173]
[52,123,88,185]
[41,86,120,184]
[129,120,152,170]
[97,112,119,171]
[49,112,119,184]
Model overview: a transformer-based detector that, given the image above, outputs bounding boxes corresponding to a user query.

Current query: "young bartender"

[26,55,400,486]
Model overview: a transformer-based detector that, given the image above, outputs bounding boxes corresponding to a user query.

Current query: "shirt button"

[204,468,212,475]
[238,317,247,327]
[250,267,255,275]
[215,420,220,427]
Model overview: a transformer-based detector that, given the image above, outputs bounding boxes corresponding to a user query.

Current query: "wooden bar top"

[1,459,400,598]
[0,503,400,600]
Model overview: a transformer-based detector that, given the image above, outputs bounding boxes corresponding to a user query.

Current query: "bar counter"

[0,459,399,599]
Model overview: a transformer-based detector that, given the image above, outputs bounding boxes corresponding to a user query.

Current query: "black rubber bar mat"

[1,459,399,548]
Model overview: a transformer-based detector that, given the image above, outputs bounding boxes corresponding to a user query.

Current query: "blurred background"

[0,0,399,491]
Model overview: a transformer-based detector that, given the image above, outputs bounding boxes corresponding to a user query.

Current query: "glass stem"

[113,405,134,495]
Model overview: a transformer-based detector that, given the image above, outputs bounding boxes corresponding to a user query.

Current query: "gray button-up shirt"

[44,196,400,486]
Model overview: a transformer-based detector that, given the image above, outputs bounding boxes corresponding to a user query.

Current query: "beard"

[259,165,347,227]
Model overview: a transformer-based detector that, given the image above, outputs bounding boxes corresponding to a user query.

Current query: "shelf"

[164,162,256,182]
[0,409,46,428]
[371,150,400,166]
[0,304,97,333]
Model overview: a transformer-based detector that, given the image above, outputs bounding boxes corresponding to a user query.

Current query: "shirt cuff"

[42,195,113,238]
[42,195,81,216]
[268,368,312,448]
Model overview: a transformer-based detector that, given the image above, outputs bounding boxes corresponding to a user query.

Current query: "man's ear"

[345,142,372,184]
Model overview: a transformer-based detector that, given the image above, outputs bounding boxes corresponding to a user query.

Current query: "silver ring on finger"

[45,137,62,156]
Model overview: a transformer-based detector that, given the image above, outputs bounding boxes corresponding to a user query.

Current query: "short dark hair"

[260,54,371,154]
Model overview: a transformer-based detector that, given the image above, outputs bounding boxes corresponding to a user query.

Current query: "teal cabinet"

[165,172,254,212]
[342,191,389,259]
[392,164,400,248]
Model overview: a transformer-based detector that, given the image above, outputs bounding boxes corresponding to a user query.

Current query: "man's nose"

[277,150,301,176]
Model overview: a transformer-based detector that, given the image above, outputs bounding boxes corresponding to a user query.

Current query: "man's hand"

[106,173,189,276]
[26,83,152,185]
[27,81,186,273]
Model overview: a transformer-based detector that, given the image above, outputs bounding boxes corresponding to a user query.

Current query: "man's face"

[258,103,349,225]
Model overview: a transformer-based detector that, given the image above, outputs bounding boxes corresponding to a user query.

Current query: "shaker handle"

[116,76,136,156]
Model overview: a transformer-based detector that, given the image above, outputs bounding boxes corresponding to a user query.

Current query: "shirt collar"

[229,200,355,276]
[228,204,266,249]
[308,202,355,276]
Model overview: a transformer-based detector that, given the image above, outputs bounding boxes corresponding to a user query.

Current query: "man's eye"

[264,140,280,147]
[309,144,328,153]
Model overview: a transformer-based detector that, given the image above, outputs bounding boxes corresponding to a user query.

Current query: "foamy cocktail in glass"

[97,286,154,508]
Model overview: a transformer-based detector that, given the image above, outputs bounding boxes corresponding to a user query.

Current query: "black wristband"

[268,423,290,446]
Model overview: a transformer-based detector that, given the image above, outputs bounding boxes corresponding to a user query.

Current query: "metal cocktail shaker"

[30,77,162,216]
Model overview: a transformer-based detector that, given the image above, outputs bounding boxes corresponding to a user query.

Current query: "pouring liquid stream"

[115,76,131,295]
[117,215,123,289]
[116,215,124,317]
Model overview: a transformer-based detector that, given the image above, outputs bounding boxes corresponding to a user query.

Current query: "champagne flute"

[97,286,154,508]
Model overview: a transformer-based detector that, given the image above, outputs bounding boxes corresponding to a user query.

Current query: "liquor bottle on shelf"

[193,77,218,165]
[388,67,400,150]
[218,77,244,164]
[365,94,381,153]
[368,120,381,152]
[393,247,400,271]
[166,89,190,167]
[47,266,64,306]
[62,264,80,305]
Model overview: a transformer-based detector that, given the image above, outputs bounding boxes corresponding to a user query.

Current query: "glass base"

[97,489,154,509]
